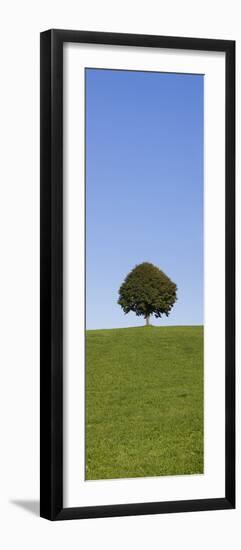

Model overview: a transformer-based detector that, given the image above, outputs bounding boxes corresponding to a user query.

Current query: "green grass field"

[86,325,204,480]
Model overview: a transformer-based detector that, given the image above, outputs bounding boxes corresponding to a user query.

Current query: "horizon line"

[86,324,204,332]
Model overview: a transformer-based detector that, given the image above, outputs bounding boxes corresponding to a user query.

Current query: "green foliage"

[86,325,204,480]
[118,262,177,321]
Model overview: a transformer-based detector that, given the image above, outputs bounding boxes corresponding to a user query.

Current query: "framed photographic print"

[40,29,235,520]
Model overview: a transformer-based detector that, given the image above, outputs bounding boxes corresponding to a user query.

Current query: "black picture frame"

[40,29,235,521]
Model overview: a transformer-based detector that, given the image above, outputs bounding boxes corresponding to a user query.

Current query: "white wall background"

[0,1,239,548]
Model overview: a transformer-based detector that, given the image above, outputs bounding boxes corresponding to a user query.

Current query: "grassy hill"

[86,325,204,480]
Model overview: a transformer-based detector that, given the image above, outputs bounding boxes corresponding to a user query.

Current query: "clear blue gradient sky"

[86,69,203,329]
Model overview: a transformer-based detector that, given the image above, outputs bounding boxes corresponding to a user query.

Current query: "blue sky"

[86,69,203,329]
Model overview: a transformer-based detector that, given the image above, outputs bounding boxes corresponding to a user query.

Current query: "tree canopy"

[118,262,177,325]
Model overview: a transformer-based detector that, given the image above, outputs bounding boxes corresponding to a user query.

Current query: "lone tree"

[118,262,177,326]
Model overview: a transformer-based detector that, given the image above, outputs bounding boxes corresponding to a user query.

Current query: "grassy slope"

[86,326,203,480]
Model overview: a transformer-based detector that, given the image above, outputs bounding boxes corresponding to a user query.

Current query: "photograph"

[85,67,204,480]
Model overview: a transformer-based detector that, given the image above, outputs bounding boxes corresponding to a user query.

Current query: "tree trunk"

[146,315,150,326]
